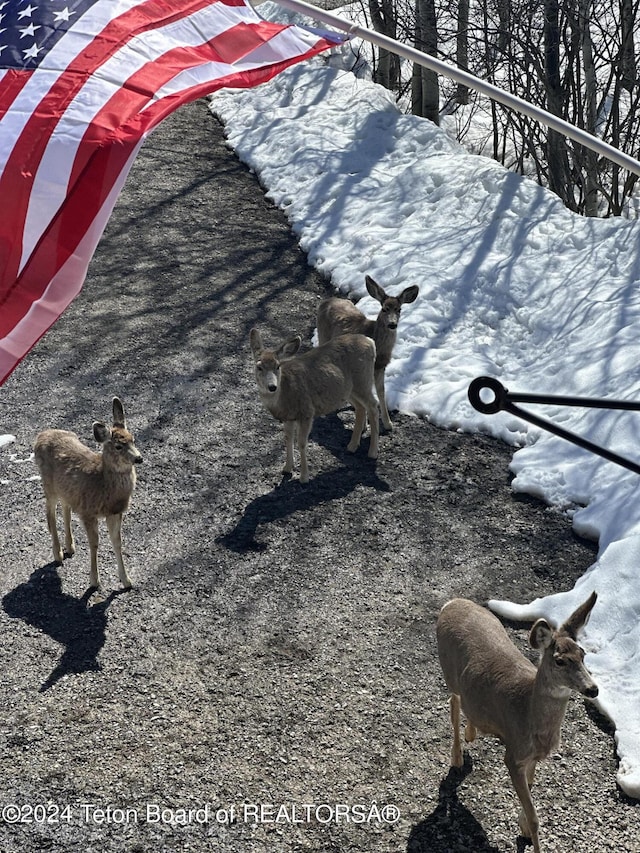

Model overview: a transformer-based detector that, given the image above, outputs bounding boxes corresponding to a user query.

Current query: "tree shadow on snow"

[216,456,390,553]
[2,563,122,692]
[407,761,504,853]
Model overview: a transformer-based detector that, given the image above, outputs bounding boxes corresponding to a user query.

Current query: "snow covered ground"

[207,4,640,798]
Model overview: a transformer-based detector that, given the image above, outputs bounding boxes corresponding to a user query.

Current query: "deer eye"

[114,442,124,452]
[554,655,567,667]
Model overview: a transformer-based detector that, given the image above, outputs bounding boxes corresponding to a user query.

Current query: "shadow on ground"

[407,762,503,853]
[2,564,122,691]
[216,457,390,552]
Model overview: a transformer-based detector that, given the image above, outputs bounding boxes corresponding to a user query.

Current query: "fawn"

[250,328,379,483]
[34,397,143,589]
[436,593,598,853]
[316,275,419,430]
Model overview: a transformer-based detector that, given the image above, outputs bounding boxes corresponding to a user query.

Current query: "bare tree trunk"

[620,0,636,91]
[544,0,573,207]
[456,0,470,105]
[496,0,510,53]
[578,0,599,215]
[412,0,439,123]
[369,0,400,90]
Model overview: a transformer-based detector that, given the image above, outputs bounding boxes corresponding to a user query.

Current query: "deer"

[316,275,419,431]
[249,327,379,483]
[436,592,598,853]
[34,397,143,590]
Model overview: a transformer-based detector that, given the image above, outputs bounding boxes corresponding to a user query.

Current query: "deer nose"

[134,455,143,464]
[584,684,599,699]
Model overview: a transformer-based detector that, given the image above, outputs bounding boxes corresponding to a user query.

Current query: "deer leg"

[282,421,296,476]
[106,514,131,589]
[465,720,477,743]
[449,693,464,767]
[62,503,75,557]
[347,403,366,452]
[83,516,100,589]
[505,752,540,853]
[366,401,379,459]
[526,761,536,787]
[45,497,63,564]
[517,762,538,838]
[375,368,392,431]
[297,418,312,484]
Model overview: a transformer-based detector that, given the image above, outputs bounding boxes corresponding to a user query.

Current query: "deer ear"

[530,619,554,650]
[400,284,419,304]
[249,328,263,357]
[560,591,597,639]
[93,422,111,444]
[365,275,386,304]
[112,397,126,427]
[278,336,302,359]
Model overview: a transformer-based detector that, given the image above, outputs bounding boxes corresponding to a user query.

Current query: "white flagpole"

[271,0,640,178]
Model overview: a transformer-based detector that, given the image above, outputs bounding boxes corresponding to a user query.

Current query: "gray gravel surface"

[0,99,638,853]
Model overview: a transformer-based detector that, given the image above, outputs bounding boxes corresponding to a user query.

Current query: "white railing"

[272,0,640,178]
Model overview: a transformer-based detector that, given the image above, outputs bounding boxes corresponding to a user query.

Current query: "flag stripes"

[0,0,341,384]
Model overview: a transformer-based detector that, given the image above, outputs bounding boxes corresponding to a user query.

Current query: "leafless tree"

[368,0,401,89]
[357,0,640,215]
[412,0,440,122]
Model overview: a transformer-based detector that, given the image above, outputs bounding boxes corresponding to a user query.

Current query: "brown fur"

[34,397,143,589]
[436,593,598,853]
[250,328,378,483]
[316,275,419,430]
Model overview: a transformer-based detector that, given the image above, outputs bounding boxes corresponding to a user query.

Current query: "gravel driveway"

[0,99,637,853]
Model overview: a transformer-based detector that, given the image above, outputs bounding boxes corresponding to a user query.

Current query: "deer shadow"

[216,458,390,552]
[2,563,122,692]
[407,761,507,853]
[310,409,389,463]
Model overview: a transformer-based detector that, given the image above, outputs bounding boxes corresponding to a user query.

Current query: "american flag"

[0,0,343,385]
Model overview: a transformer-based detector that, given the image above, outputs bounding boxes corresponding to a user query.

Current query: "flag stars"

[22,41,41,59]
[17,4,37,18]
[53,7,74,23]
[19,22,41,37]
[2,0,79,69]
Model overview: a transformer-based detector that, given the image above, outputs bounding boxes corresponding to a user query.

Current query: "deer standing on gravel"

[316,275,419,431]
[250,328,379,483]
[34,397,143,589]
[436,593,598,853]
